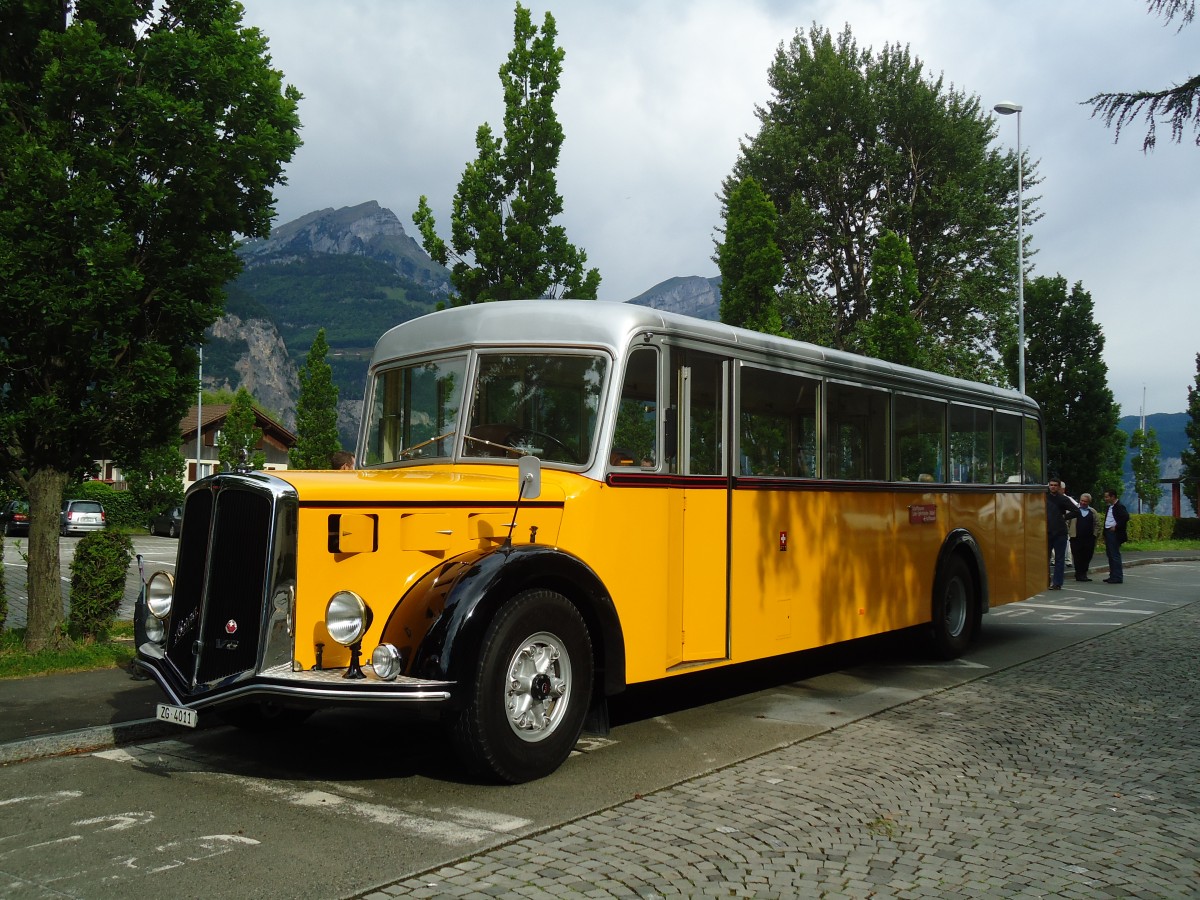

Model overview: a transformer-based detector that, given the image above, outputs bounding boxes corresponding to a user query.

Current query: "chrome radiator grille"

[166,480,275,687]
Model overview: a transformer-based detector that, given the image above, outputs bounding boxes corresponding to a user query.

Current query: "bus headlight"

[371,643,403,681]
[325,591,372,646]
[146,572,174,619]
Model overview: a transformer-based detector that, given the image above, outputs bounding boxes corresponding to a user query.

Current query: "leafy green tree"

[1021,275,1125,495]
[1180,353,1200,514]
[1130,427,1164,512]
[1085,0,1199,150]
[0,1,300,651]
[724,24,1033,384]
[216,388,266,472]
[413,2,600,303]
[121,444,186,521]
[290,328,342,469]
[715,176,784,335]
[853,231,929,369]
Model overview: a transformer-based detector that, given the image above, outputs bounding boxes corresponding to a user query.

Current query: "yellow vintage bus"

[136,300,1047,782]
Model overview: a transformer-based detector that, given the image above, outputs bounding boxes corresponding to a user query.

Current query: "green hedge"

[1174,517,1200,540]
[1127,514,1200,541]
[66,481,142,530]
[0,534,7,630]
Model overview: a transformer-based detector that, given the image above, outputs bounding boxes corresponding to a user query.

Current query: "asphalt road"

[1,533,178,628]
[0,561,1195,898]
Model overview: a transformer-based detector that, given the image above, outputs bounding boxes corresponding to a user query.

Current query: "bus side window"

[950,404,992,484]
[669,348,726,475]
[612,346,659,469]
[894,394,946,484]
[826,382,888,480]
[1023,416,1044,484]
[994,412,1023,484]
[738,366,818,477]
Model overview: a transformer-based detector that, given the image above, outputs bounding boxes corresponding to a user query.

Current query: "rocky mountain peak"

[628,275,722,321]
[239,200,450,290]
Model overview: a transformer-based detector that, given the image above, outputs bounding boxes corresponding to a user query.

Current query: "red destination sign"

[908,504,937,524]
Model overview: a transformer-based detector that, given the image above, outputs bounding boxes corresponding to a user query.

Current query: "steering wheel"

[465,425,580,464]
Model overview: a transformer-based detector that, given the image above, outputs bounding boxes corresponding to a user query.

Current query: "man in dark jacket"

[1046,477,1079,590]
[1102,488,1131,584]
[1069,492,1103,581]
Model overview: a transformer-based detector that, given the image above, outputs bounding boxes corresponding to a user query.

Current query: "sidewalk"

[0,553,1194,767]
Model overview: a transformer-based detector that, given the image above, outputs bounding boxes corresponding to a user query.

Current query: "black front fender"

[379,544,626,700]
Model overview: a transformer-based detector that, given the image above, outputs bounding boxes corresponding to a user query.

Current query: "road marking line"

[92,749,532,845]
[1015,603,1152,615]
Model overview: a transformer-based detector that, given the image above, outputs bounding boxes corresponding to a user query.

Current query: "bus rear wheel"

[451,589,593,784]
[930,555,977,660]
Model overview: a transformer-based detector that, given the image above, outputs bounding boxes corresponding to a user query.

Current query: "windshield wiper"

[398,429,456,459]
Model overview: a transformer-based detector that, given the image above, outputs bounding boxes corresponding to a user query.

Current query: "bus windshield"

[364,355,467,465]
[463,352,608,466]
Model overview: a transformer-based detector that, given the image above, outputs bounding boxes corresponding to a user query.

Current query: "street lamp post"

[994,101,1024,396]
[196,346,203,484]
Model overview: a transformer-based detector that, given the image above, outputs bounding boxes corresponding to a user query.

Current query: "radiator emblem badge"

[225,619,238,634]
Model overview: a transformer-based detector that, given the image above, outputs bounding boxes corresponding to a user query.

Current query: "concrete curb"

[0,719,176,766]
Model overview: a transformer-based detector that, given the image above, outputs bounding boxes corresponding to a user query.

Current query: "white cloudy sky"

[238,0,1197,417]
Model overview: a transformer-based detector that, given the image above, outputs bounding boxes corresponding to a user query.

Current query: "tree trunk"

[24,468,71,652]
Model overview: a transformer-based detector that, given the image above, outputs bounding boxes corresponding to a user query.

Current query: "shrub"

[1175,518,1200,540]
[1127,514,1167,542]
[66,481,142,530]
[0,533,7,631]
[68,530,134,641]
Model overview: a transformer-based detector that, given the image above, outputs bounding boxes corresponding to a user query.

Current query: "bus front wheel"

[451,589,594,784]
[930,556,977,660]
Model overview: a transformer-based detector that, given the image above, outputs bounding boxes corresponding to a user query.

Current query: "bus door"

[666,346,730,666]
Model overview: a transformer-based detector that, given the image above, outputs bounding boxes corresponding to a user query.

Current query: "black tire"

[450,589,593,783]
[930,555,977,660]
[168,523,178,538]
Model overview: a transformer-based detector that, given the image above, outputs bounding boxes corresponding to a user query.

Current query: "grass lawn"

[0,622,135,680]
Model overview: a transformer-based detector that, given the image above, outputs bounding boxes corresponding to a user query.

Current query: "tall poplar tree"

[723,24,1031,384]
[290,328,341,469]
[1021,275,1125,495]
[0,0,301,650]
[1130,427,1164,512]
[1180,354,1200,514]
[715,176,784,335]
[853,231,929,370]
[413,2,600,303]
[216,388,265,473]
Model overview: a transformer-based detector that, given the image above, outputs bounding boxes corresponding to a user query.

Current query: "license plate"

[156,703,198,728]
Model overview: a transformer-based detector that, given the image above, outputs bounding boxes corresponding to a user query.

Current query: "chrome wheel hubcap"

[504,631,571,742]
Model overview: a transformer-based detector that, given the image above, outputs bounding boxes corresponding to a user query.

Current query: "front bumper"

[135,643,454,712]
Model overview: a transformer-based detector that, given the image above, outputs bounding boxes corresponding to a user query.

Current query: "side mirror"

[518,455,541,499]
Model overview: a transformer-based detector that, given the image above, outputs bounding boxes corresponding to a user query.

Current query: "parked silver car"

[60,499,107,536]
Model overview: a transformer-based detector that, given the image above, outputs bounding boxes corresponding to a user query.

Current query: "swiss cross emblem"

[225,619,238,634]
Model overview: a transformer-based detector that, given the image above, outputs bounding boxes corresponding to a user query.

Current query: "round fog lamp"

[325,590,372,646]
[146,572,175,619]
[371,643,403,681]
[144,614,165,644]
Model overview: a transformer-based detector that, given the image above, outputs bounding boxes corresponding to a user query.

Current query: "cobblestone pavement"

[360,601,1199,900]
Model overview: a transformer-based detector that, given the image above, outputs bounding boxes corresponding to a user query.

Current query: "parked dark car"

[149,506,183,538]
[1,500,30,537]
[60,499,107,536]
